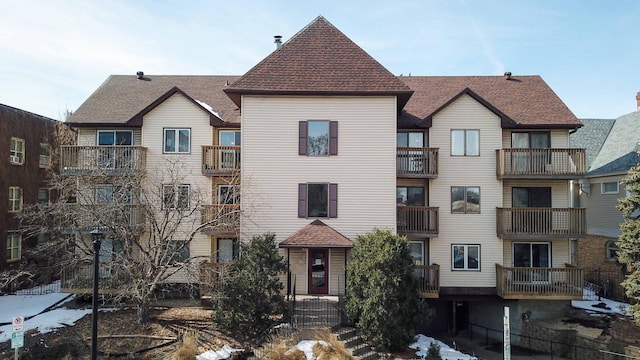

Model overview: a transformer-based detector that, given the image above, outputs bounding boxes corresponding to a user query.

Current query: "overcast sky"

[1,0,638,120]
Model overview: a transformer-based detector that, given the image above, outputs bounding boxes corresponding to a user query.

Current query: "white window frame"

[451,186,480,214]
[452,244,480,271]
[163,128,191,154]
[163,184,190,210]
[10,137,25,165]
[451,129,480,156]
[601,181,619,194]
[605,240,619,261]
[7,233,21,261]
[8,186,23,212]
[39,143,51,168]
[162,240,190,265]
[217,184,239,205]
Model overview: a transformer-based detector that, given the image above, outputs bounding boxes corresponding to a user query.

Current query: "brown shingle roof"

[279,220,353,248]
[224,16,413,109]
[399,75,582,129]
[67,75,241,126]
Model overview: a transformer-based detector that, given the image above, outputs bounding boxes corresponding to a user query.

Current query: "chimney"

[274,35,282,49]
[636,91,640,111]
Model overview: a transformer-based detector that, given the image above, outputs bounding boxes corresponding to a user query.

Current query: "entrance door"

[308,249,329,294]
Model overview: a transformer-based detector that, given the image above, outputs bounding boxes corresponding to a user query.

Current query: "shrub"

[426,341,442,360]
[344,228,432,351]
[212,233,289,339]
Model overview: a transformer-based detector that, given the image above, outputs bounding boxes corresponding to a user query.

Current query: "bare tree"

[20,151,242,323]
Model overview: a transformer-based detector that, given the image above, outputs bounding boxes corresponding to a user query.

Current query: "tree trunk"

[137,301,150,323]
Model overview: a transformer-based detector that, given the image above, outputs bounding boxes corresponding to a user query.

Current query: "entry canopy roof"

[279,220,353,248]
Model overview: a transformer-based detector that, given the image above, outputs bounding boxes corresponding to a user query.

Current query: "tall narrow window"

[39,144,51,168]
[451,186,480,214]
[218,185,239,205]
[298,183,338,218]
[38,188,49,204]
[8,187,23,212]
[10,137,25,165]
[299,121,338,156]
[217,238,239,263]
[451,130,479,156]
[164,128,191,153]
[7,233,21,261]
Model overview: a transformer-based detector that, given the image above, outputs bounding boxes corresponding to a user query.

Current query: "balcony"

[397,147,438,178]
[496,148,586,179]
[201,204,240,234]
[496,264,583,300]
[59,204,145,234]
[60,146,147,176]
[496,207,586,239]
[202,145,241,176]
[61,264,127,294]
[397,206,439,237]
[416,264,440,298]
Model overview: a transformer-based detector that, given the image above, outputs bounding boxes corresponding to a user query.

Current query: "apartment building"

[64,16,586,334]
[0,103,61,277]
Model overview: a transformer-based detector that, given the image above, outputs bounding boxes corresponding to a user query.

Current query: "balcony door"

[308,249,329,294]
[397,132,425,174]
[512,187,551,233]
[97,130,133,169]
[219,130,241,170]
[513,242,551,282]
[511,132,550,173]
[397,187,426,232]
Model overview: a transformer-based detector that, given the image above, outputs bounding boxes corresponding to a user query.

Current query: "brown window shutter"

[298,183,308,218]
[329,121,338,155]
[329,183,338,218]
[299,121,308,155]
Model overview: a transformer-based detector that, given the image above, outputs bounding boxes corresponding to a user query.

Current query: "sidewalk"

[437,332,570,360]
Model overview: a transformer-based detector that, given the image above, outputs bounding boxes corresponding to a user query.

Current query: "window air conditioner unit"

[10,155,20,163]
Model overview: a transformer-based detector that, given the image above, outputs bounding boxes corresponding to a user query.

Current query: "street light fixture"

[90,228,104,360]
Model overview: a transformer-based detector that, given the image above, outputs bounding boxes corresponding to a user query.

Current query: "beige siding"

[241,96,396,240]
[428,94,503,287]
[329,248,348,295]
[141,93,214,282]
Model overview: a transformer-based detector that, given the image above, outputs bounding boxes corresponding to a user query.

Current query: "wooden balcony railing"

[59,204,145,233]
[496,207,586,239]
[397,206,439,236]
[397,147,438,178]
[202,146,241,176]
[61,264,128,294]
[200,204,240,233]
[61,146,147,176]
[496,148,586,179]
[496,264,583,300]
[415,264,440,298]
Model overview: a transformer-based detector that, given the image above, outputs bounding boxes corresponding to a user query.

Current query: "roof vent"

[274,35,283,49]
[136,71,144,80]
[504,72,512,80]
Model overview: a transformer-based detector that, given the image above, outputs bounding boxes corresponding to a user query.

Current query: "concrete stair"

[333,326,380,360]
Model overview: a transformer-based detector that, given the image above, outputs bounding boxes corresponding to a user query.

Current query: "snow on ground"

[196,345,244,360]
[571,287,630,316]
[0,291,91,342]
[410,334,478,360]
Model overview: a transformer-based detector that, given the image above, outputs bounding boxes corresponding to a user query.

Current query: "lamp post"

[90,228,103,360]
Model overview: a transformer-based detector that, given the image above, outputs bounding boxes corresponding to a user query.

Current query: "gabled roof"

[67,75,240,126]
[569,118,616,170]
[224,16,413,109]
[586,111,640,177]
[399,75,582,129]
[279,219,353,248]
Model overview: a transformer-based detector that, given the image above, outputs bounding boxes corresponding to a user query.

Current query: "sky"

[1,0,639,121]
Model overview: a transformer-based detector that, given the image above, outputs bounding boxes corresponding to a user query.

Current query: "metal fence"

[466,322,636,360]
[2,279,61,295]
